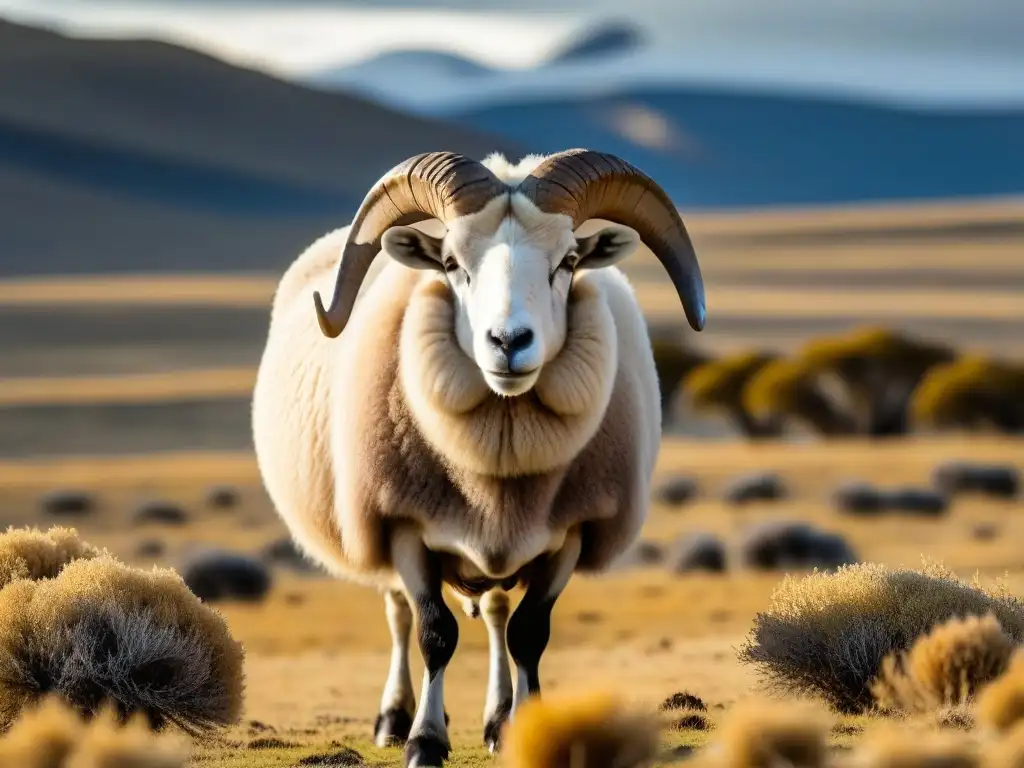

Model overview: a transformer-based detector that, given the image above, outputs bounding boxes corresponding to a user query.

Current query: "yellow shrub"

[872,614,1015,713]
[710,698,831,768]
[0,526,99,589]
[977,650,1024,734]
[0,555,245,733]
[502,690,660,768]
[738,561,1024,713]
[683,352,777,410]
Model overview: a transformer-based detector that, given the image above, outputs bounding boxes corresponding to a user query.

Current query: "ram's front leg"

[391,528,459,768]
[506,530,582,711]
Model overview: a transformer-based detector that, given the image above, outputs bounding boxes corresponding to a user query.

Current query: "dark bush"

[180,549,272,603]
[40,490,95,518]
[667,534,726,574]
[932,461,1020,499]
[724,473,787,506]
[132,500,189,527]
[660,692,706,712]
[135,539,167,558]
[652,476,699,508]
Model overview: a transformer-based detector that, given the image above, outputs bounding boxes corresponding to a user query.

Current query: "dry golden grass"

[0,370,256,408]
[0,525,100,588]
[502,690,661,768]
[976,651,1024,735]
[855,723,980,768]
[0,696,188,767]
[0,554,245,733]
[738,562,1024,713]
[706,698,832,768]
[872,614,1016,713]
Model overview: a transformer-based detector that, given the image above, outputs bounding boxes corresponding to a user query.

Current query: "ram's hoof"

[404,734,450,768]
[374,707,413,747]
[483,699,512,753]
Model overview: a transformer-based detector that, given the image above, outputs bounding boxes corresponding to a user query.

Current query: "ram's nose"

[487,326,535,364]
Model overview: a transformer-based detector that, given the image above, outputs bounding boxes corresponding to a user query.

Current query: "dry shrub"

[0,696,187,767]
[986,725,1024,768]
[855,723,978,768]
[911,356,1024,434]
[738,561,1024,713]
[502,690,660,768]
[743,358,856,436]
[709,698,831,768]
[976,650,1024,734]
[649,335,711,412]
[0,526,100,589]
[871,614,1016,713]
[0,555,245,734]
[684,351,777,410]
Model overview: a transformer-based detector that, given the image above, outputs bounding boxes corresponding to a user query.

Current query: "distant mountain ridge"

[0,18,522,276]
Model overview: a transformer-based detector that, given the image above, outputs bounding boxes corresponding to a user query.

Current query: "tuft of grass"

[0,695,187,767]
[872,614,1016,713]
[976,650,1024,734]
[737,561,1024,713]
[0,526,100,589]
[502,690,661,768]
[910,356,1024,434]
[855,723,979,768]
[0,554,245,734]
[709,698,831,768]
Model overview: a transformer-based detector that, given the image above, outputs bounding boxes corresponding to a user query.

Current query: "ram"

[251,149,705,767]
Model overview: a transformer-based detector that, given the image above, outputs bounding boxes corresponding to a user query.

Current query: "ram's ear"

[575,225,640,269]
[382,226,444,271]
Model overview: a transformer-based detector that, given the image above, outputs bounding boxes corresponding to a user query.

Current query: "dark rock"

[40,489,95,517]
[737,521,857,571]
[653,476,699,507]
[181,549,272,603]
[135,539,166,558]
[971,522,1000,541]
[132,499,189,526]
[668,533,726,574]
[833,481,888,516]
[260,536,318,573]
[623,539,664,567]
[206,484,242,510]
[723,473,787,506]
[885,488,949,517]
[933,462,1020,499]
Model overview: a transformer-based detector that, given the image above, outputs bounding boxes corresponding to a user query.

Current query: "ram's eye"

[443,257,459,273]
[551,250,577,283]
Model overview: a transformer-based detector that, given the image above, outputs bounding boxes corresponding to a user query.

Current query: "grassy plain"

[0,197,1022,765]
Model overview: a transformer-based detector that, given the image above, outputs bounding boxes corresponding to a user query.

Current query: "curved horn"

[518,149,706,332]
[313,152,507,338]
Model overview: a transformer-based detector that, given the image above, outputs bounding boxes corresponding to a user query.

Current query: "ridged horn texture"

[313,152,507,338]
[518,149,706,331]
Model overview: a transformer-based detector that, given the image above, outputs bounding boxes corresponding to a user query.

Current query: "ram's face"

[382,195,639,397]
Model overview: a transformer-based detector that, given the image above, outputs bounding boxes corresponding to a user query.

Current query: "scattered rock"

[260,536,318,573]
[971,522,1000,541]
[620,539,664,568]
[40,489,95,517]
[295,747,364,767]
[206,484,242,510]
[181,549,272,603]
[132,499,189,526]
[736,521,857,571]
[660,692,707,712]
[667,533,726,574]
[135,539,166,558]
[723,472,787,506]
[933,462,1020,499]
[884,487,949,517]
[653,475,699,507]
[575,611,604,624]
[833,481,888,516]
